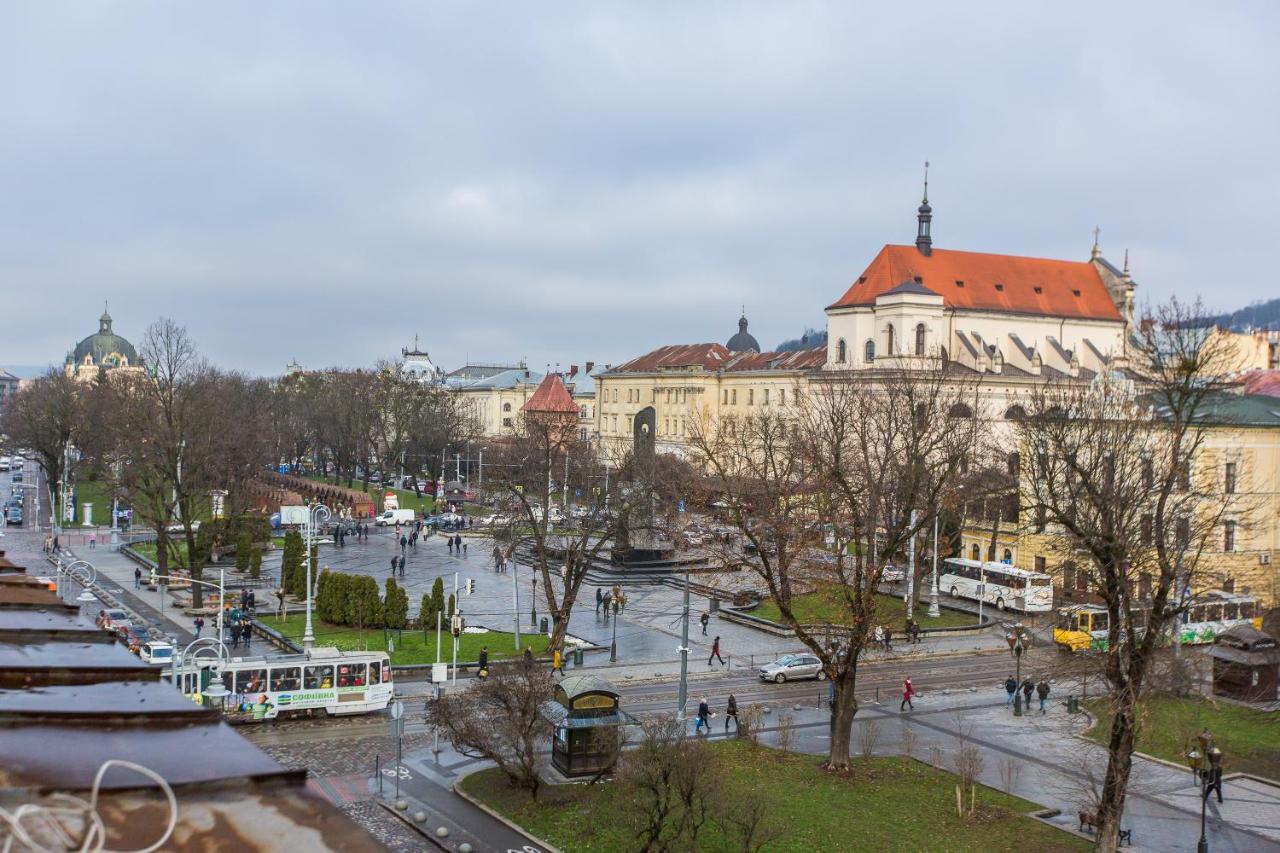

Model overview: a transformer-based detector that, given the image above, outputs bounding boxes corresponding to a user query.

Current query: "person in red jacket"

[900,676,916,711]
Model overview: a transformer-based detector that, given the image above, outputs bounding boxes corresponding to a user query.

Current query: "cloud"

[1,2,1277,373]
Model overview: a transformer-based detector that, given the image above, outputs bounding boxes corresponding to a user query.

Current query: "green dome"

[70,309,138,368]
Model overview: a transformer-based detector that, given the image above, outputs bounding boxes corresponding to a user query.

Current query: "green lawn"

[69,477,115,526]
[1085,694,1280,779]
[752,588,977,630]
[259,613,522,665]
[462,740,1086,853]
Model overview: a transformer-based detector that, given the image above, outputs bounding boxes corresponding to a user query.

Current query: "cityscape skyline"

[3,3,1278,375]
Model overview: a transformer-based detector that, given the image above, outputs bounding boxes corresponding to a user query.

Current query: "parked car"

[11,471,22,483]
[119,625,151,654]
[881,564,907,583]
[759,653,826,684]
[96,608,131,631]
[0,457,10,471]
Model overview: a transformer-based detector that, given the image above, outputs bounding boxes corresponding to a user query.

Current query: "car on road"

[0,457,10,471]
[4,505,22,526]
[11,471,21,483]
[118,625,151,654]
[139,640,175,665]
[759,653,826,683]
[881,564,907,583]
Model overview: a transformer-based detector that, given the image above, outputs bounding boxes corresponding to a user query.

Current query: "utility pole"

[563,453,569,514]
[676,562,691,731]
[906,510,917,621]
[478,448,484,489]
[452,571,459,685]
[928,513,941,618]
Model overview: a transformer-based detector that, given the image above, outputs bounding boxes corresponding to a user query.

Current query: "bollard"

[376,755,382,796]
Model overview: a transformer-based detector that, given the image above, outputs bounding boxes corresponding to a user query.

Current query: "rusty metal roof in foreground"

[0,567,384,852]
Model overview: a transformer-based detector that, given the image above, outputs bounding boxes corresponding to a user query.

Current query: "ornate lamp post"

[303,503,330,649]
[1005,623,1029,716]
[1187,729,1223,853]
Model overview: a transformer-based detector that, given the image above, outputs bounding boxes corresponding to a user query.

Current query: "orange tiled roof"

[828,245,1123,322]
[521,373,580,414]
[1243,370,1280,399]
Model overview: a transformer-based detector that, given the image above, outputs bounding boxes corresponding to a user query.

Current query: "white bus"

[167,646,394,722]
[940,557,1054,613]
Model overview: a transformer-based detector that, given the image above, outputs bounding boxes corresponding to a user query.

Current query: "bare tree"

[687,369,983,770]
[619,717,718,853]
[426,662,553,800]
[1014,298,1239,851]
[486,405,641,653]
[0,369,82,516]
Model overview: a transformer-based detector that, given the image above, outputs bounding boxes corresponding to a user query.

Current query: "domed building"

[726,312,760,353]
[64,307,144,381]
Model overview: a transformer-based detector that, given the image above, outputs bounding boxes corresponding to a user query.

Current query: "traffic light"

[451,613,463,638]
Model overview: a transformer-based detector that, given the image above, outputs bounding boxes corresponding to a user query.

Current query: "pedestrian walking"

[552,647,564,676]
[478,646,489,679]
[695,697,711,735]
[1204,762,1225,803]
[708,636,724,667]
[134,567,142,590]
[874,625,884,650]
[900,676,916,711]
[89,532,96,549]
[447,537,454,555]
[229,621,241,648]
[883,626,893,652]
[463,540,468,557]
[700,611,710,635]
[241,619,252,649]
[193,616,204,638]
[400,534,407,554]
[494,546,503,572]
[910,620,921,644]
[390,556,398,574]
[1005,676,1017,706]
[602,592,612,621]
[523,646,533,666]
[1021,677,1034,710]
[53,535,60,554]
[596,587,603,616]
[1035,678,1050,714]
[725,693,739,732]
[398,555,405,576]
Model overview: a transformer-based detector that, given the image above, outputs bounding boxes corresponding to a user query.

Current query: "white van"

[140,641,175,665]
[376,508,416,526]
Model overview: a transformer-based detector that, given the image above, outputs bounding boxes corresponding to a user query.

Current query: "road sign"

[432,662,448,683]
[391,700,404,720]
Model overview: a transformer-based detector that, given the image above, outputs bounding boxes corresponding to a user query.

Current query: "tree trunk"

[827,672,859,770]
[1094,693,1137,853]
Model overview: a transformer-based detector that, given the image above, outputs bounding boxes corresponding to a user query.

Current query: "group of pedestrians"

[596,586,626,619]
[491,545,510,572]
[693,692,741,735]
[446,534,466,556]
[1004,675,1052,713]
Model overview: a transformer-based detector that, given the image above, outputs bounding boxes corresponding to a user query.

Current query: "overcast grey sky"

[2,2,1277,375]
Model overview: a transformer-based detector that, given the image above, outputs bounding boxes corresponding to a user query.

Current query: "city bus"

[1053,590,1262,653]
[939,557,1054,613]
[166,646,393,722]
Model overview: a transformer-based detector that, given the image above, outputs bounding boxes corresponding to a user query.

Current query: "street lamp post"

[55,558,97,602]
[179,637,231,710]
[1006,623,1028,717]
[1187,730,1222,853]
[302,503,331,649]
[609,598,619,662]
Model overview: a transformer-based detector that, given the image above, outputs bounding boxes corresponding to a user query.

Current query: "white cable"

[0,759,178,853]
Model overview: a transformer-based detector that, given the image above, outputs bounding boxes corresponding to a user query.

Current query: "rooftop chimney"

[569,365,579,378]
[585,361,595,374]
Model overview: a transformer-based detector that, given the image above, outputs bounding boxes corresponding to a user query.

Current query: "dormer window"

[1072,289,1082,297]
[1033,286,1043,294]
[955,280,965,288]
[994,283,1004,291]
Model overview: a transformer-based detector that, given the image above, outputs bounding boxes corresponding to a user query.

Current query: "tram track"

[240,647,1052,748]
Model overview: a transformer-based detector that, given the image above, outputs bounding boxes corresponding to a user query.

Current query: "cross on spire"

[1091,226,1102,260]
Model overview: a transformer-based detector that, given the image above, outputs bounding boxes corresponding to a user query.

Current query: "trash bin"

[709,597,720,613]
[540,617,549,634]
[1067,695,1079,714]
[572,648,584,666]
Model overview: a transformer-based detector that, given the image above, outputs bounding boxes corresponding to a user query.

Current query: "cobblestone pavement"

[339,801,432,853]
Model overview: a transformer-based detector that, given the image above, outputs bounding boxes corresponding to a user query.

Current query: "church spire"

[915,161,933,256]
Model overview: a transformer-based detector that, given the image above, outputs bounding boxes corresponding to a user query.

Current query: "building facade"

[449,362,597,440]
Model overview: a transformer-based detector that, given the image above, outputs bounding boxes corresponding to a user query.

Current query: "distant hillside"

[775,328,827,352]
[1206,298,1280,331]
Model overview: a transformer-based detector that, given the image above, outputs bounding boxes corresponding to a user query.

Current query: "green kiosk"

[539,674,637,778]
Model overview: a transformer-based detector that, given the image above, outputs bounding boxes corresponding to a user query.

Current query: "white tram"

[167,646,393,722]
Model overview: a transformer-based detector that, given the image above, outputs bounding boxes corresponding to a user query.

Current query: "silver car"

[759,653,826,684]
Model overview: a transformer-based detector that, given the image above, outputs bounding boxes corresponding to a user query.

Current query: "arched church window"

[885,324,895,355]
[864,340,875,363]
[836,339,847,363]
[915,323,926,356]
